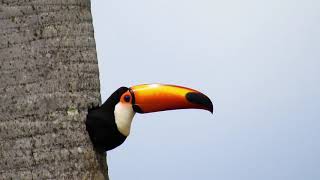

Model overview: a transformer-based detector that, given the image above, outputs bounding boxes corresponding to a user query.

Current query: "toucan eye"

[124,95,131,102]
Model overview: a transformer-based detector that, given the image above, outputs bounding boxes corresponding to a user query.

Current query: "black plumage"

[86,87,128,152]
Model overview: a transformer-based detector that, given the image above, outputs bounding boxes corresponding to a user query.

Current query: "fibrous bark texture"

[0,0,108,179]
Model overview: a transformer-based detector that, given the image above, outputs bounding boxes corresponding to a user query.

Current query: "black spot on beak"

[186,92,213,113]
[129,88,143,113]
[132,105,143,113]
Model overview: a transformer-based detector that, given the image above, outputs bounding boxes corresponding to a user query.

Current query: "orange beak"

[128,84,213,114]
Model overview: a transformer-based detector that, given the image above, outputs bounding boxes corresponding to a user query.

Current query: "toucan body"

[86,84,213,152]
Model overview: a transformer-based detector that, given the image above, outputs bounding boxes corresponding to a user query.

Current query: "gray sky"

[91,0,320,179]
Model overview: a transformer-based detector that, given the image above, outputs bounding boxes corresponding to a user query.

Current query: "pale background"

[91,0,320,179]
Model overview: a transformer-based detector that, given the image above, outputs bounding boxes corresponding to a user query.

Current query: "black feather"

[86,87,129,151]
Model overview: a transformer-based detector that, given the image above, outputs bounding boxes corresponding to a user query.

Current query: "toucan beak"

[129,84,213,114]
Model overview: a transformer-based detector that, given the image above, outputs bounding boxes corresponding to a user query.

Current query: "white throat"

[114,102,136,136]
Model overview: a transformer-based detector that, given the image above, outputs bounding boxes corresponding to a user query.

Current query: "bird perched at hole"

[86,84,213,152]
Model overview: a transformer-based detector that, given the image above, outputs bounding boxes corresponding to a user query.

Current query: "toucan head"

[111,84,213,136]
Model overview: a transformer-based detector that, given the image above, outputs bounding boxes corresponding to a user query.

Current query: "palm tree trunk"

[0,0,108,179]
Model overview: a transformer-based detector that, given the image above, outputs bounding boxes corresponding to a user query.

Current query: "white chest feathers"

[114,102,136,136]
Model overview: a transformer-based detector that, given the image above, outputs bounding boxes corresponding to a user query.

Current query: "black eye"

[124,95,131,102]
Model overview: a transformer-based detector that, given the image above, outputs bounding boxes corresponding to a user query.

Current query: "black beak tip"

[186,92,214,114]
[208,102,214,114]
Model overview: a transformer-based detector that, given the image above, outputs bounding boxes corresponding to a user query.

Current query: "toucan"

[86,84,213,152]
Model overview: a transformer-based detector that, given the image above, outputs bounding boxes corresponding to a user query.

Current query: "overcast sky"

[91,0,320,179]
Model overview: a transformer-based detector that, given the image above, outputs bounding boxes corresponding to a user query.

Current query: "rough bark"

[0,0,108,179]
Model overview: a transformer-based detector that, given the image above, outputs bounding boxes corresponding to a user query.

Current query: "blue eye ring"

[124,95,131,102]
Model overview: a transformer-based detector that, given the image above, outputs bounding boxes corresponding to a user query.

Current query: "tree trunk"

[0,0,108,179]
